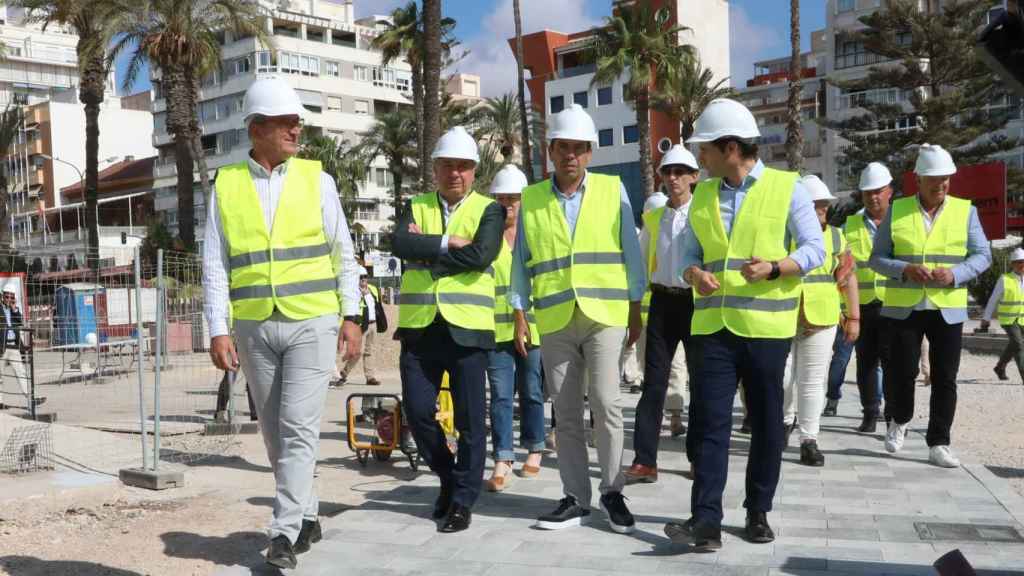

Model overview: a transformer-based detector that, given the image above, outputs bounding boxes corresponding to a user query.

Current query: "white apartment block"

[149,0,413,252]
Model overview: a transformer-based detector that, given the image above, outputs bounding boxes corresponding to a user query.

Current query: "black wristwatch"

[768,261,781,281]
[343,315,361,323]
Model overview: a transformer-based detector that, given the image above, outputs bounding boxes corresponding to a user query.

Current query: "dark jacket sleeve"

[432,202,506,278]
[391,204,445,263]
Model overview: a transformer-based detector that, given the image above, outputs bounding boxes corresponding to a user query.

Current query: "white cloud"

[451,0,603,98]
[728,4,783,88]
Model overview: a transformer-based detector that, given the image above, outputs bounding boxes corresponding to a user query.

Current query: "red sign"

[902,161,1007,240]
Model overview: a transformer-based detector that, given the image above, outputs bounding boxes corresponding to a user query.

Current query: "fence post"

[153,249,164,471]
[133,246,148,470]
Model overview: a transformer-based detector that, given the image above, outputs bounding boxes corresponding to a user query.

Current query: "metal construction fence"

[0,247,243,478]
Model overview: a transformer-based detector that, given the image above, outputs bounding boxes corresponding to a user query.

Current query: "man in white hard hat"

[333,267,383,387]
[203,77,363,569]
[827,162,893,431]
[869,144,991,468]
[985,247,1024,383]
[483,164,545,492]
[510,103,646,534]
[781,175,860,467]
[392,126,504,533]
[667,98,825,550]
[625,144,700,485]
[0,286,32,411]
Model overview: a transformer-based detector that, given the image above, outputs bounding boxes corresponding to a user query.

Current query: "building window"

[837,0,855,13]
[354,99,369,115]
[325,60,340,77]
[375,168,393,189]
[597,86,612,106]
[834,39,887,70]
[256,51,273,72]
[354,65,369,82]
[623,124,638,144]
[550,95,564,114]
[573,91,588,108]
[327,96,342,111]
[598,128,613,148]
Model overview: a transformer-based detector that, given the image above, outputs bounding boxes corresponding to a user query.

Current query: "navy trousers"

[689,329,791,526]
[400,322,488,508]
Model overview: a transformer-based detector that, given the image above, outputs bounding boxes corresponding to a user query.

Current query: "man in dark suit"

[0,287,32,410]
[392,127,504,534]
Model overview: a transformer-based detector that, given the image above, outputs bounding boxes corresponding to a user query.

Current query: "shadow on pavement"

[160,530,267,568]
[244,497,350,518]
[0,557,144,576]
[987,465,1024,479]
[785,557,1024,576]
[159,450,273,473]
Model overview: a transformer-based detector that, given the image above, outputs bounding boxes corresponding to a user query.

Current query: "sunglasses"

[660,167,697,178]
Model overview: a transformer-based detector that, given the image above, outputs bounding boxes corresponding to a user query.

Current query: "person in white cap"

[983,247,1024,383]
[333,266,383,387]
[624,144,701,485]
[510,103,646,534]
[483,164,546,492]
[828,162,893,431]
[392,125,504,533]
[781,175,860,467]
[0,286,32,411]
[203,77,363,569]
[869,144,991,468]
[667,98,825,550]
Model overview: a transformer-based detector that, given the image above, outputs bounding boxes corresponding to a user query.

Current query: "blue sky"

[116,0,826,97]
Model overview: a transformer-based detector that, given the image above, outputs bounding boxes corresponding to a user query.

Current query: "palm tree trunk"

[174,136,196,250]
[412,61,428,193]
[391,162,404,221]
[187,73,211,238]
[421,0,442,175]
[514,0,533,183]
[80,52,105,270]
[636,87,654,199]
[785,0,804,173]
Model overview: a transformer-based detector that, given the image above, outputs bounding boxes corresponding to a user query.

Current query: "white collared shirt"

[640,199,692,289]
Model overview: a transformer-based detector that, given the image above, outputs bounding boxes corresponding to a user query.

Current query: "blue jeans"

[487,342,545,462]
[826,326,883,403]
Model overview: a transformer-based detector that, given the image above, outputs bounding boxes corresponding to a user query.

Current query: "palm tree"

[17,0,132,268]
[590,4,691,198]
[421,0,443,182]
[652,54,735,141]
[478,93,521,160]
[358,108,417,221]
[0,104,23,250]
[513,0,533,183]
[113,0,270,250]
[299,131,368,221]
[785,0,804,172]
[473,141,504,195]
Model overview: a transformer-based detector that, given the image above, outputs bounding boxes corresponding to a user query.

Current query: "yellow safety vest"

[997,273,1023,326]
[689,167,801,339]
[640,206,666,324]
[520,174,630,335]
[359,284,380,316]
[880,196,970,315]
[215,158,339,322]
[397,191,496,331]
[797,225,844,327]
[493,238,540,344]
[844,213,885,305]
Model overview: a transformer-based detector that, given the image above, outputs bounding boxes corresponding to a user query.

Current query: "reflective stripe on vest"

[640,206,665,324]
[215,158,339,321]
[844,213,884,305]
[798,225,844,327]
[998,273,1023,326]
[688,167,801,339]
[521,174,630,335]
[493,239,540,343]
[881,195,970,314]
[397,191,496,331]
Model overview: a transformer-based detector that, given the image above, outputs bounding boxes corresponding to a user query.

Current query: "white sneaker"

[885,421,907,453]
[929,445,961,468]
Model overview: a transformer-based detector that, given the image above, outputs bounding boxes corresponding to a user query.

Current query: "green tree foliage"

[298,130,368,221]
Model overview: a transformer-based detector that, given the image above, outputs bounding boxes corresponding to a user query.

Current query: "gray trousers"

[234,312,338,543]
[541,306,626,506]
[998,324,1024,382]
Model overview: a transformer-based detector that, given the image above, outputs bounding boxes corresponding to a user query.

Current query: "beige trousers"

[340,328,376,381]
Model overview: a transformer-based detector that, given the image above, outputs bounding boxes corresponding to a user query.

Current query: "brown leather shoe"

[623,463,658,484]
[484,475,507,492]
[516,464,541,478]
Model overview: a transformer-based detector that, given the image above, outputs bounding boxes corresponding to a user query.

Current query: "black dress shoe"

[995,365,1009,381]
[856,412,878,433]
[293,519,322,554]
[745,511,775,543]
[266,535,297,569]
[664,517,722,552]
[432,485,452,520]
[439,503,471,533]
[799,440,825,467]
[822,398,838,417]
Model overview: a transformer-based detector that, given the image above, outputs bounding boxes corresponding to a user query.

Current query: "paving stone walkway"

[217,384,1024,576]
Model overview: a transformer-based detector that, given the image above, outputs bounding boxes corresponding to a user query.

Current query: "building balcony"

[747,67,818,87]
[557,63,596,79]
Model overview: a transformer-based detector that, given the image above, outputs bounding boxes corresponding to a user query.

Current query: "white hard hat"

[859,162,893,191]
[242,77,305,127]
[85,332,97,346]
[658,144,699,171]
[1011,248,1024,262]
[801,175,835,202]
[357,266,368,276]
[914,143,957,177]
[686,98,761,144]
[432,126,479,163]
[2,287,15,295]
[546,104,598,143]
[490,165,528,195]
[643,191,668,212]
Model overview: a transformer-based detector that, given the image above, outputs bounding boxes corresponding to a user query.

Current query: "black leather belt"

[651,283,691,296]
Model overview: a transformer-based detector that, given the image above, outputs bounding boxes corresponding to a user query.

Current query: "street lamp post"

[36,154,119,252]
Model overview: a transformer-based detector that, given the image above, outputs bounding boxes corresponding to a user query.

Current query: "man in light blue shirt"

[868,144,990,469]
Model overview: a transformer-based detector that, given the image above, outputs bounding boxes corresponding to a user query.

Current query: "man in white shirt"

[624,145,700,484]
[0,287,29,411]
[985,248,1024,382]
[334,268,382,386]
